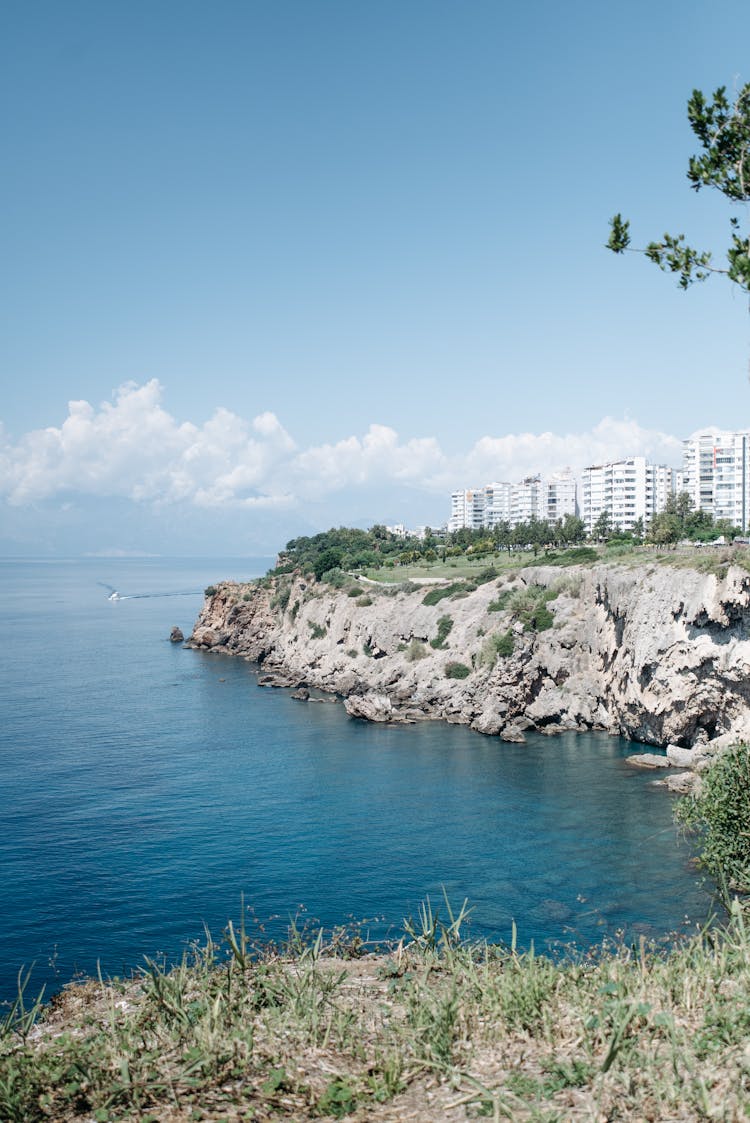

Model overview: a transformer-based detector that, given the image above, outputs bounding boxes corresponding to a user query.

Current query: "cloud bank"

[0,380,683,512]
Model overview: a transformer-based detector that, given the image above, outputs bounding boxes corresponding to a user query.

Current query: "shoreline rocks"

[186,561,750,776]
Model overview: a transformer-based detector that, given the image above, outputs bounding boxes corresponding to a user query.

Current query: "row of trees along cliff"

[271,494,741,582]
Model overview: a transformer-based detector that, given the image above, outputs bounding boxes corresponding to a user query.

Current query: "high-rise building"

[448,473,578,531]
[682,429,750,530]
[581,457,679,534]
[510,475,545,525]
[448,488,488,532]
[483,481,512,527]
[546,469,578,523]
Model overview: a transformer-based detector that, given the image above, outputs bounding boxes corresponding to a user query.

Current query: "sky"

[1,0,749,555]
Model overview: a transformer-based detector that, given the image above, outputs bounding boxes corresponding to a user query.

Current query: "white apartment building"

[546,469,578,523]
[581,457,679,535]
[448,488,488,533]
[449,472,578,532]
[682,429,750,530]
[484,481,512,527]
[510,475,545,525]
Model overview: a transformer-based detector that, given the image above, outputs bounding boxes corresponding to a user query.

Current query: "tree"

[312,547,343,580]
[648,511,681,546]
[560,513,586,545]
[492,520,512,553]
[591,509,612,542]
[607,82,750,295]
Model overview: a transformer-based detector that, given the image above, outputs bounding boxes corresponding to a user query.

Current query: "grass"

[359,544,750,587]
[4,899,750,1121]
[363,554,530,583]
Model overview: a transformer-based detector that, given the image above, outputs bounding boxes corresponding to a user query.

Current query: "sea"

[0,556,714,1005]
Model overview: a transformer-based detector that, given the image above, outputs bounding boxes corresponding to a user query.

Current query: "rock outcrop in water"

[187,561,750,762]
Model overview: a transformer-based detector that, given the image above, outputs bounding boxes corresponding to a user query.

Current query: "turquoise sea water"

[0,557,712,1005]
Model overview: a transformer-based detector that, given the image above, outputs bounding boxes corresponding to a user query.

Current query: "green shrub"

[507,585,556,632]
[430,615,453,649]
[422,583,465,606]
[675,744,750,897]
[478,630,515,667]
[356,595,373,607]
[347,586,364,597]
[204,585,217,597]
[545,546,599,566]
[242,593,252,602]
[488,589,514,612]
[290,600,300,621]
[530,604,554,631]
[445,661,471,679]
[321,566,347,588]
[308,622,327,639]
[271,587,291,612]
[362,641,374,658]
[405,639,428,662]
[313,548,343,580]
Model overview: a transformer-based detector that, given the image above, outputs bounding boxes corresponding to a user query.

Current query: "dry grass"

[3,898,750,1121]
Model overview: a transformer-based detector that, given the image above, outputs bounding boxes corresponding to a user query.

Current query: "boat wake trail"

[97,582,201,601]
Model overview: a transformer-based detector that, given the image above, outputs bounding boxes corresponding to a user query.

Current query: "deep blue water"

[0,558,712,1004]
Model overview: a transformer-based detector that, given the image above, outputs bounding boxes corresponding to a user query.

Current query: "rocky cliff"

[187,560,750,764]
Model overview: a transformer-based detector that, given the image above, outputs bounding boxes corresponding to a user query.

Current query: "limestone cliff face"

[187,561,750,750]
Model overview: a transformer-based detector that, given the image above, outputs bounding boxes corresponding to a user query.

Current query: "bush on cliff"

[430,616,453,649]
[479,630,516,666]
[404,639,428,662]
[676,743,750,899]
[507,585,556,632]
[422,583,466,606]
[444,661,471,679]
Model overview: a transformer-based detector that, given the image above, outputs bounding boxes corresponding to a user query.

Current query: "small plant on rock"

[405,639,428,662]
[445,661,471,680]
[430,616,453,649]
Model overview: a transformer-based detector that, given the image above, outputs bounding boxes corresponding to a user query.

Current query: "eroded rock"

[188,562,750,751]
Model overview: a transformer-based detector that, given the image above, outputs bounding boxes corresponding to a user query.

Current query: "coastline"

[187,558,750,789]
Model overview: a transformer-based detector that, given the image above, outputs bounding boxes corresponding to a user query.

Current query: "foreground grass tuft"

[4,896,750,1121]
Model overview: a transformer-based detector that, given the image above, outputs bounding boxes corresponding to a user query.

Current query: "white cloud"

[0,381,684,512]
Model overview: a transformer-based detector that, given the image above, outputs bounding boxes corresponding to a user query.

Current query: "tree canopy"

[608,82,750,295]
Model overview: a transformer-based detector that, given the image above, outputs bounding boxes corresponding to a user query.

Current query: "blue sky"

[1,1,749,554]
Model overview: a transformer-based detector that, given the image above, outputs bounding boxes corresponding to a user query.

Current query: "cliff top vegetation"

[267,507,750,589]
